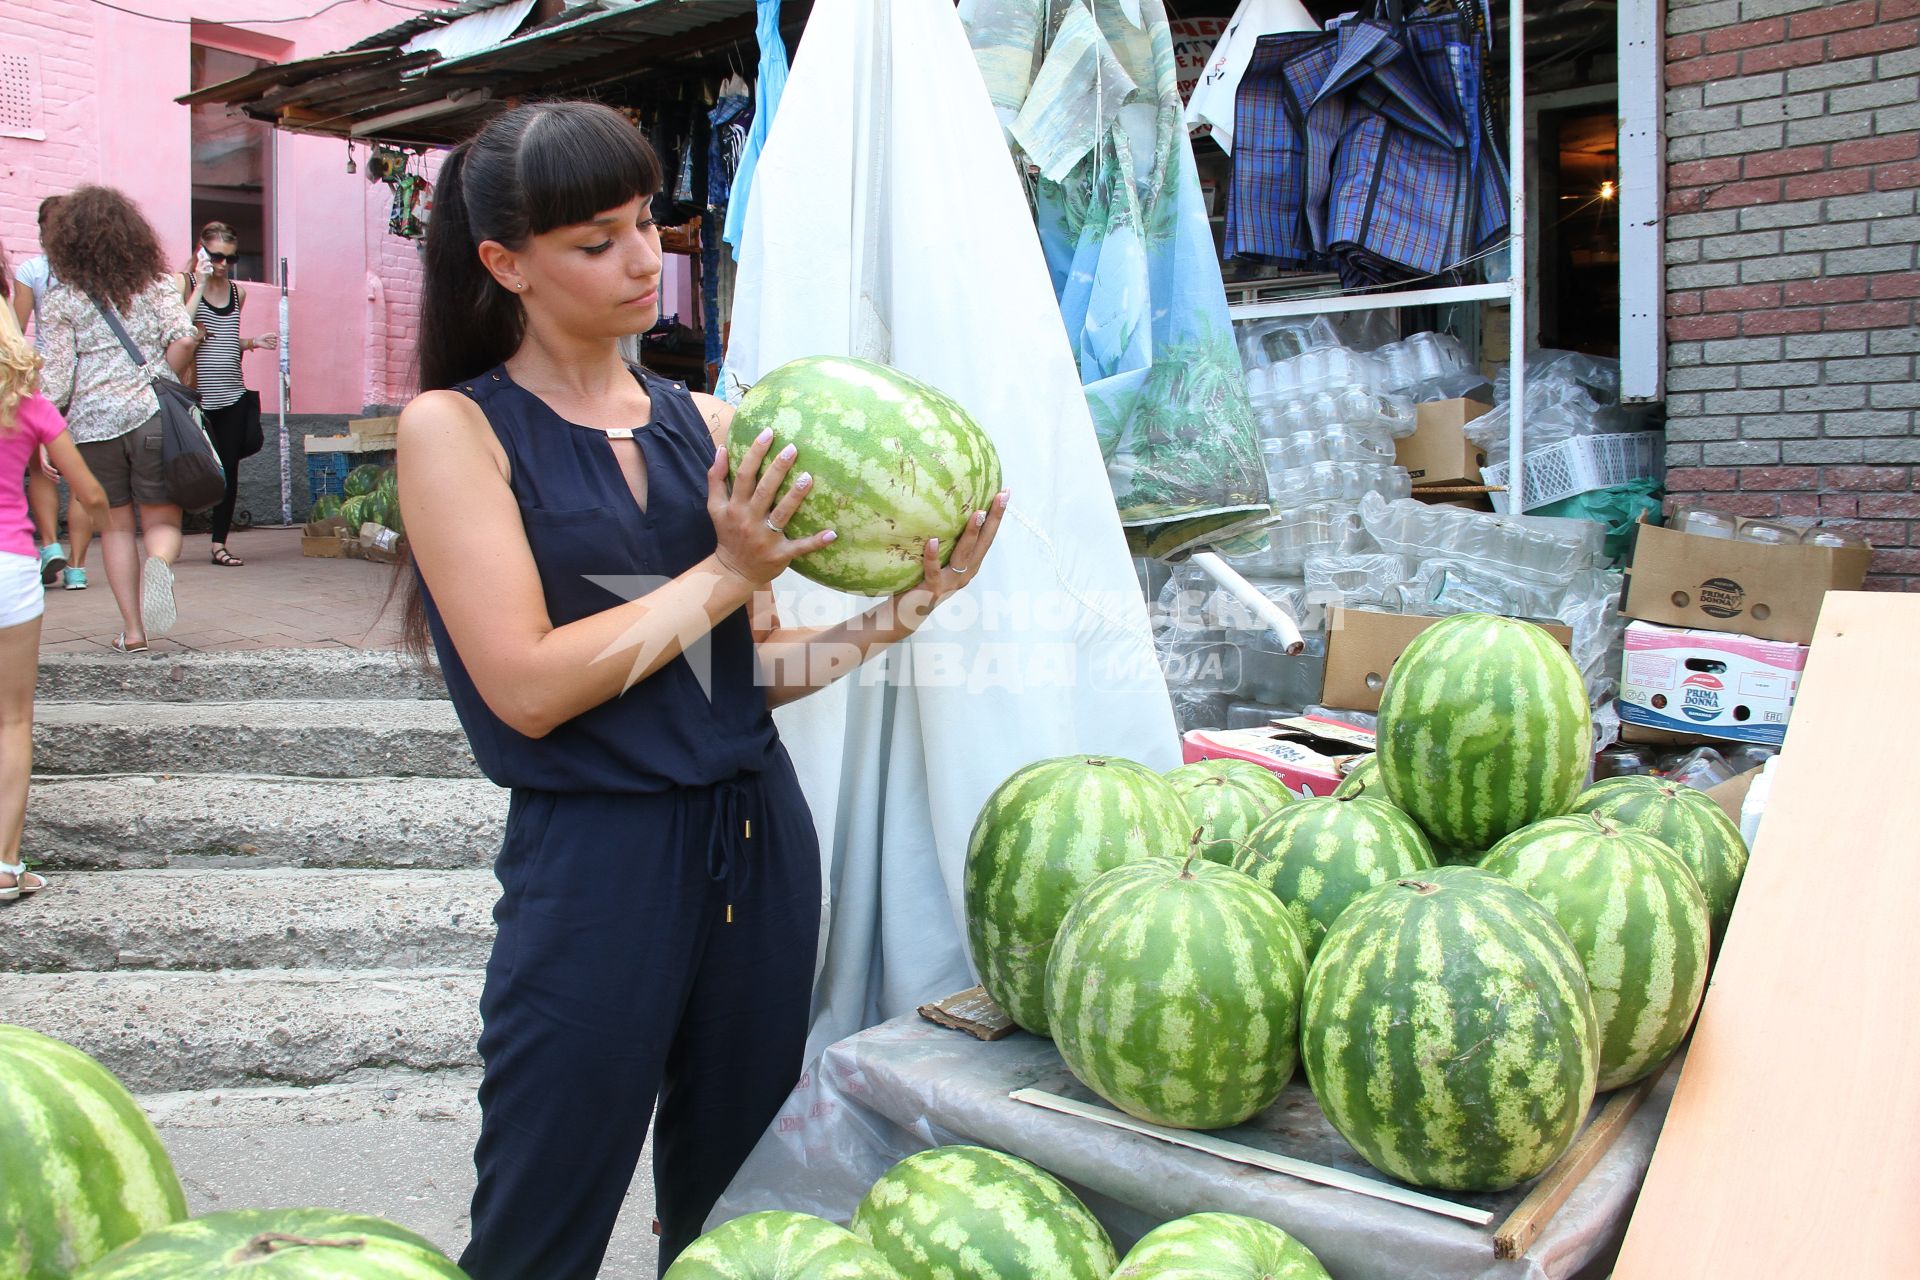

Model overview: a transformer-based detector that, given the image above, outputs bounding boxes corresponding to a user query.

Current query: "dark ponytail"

[401,100,662,661]
[416,100,662,393]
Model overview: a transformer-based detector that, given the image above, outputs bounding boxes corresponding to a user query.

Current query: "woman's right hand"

[706,428,835,586]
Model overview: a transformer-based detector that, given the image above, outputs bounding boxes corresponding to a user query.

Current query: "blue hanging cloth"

[723,0,790,252]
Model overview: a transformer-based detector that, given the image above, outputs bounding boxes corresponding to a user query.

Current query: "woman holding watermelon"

[395,101,1006,1279]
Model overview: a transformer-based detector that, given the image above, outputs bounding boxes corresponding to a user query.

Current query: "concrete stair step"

[33,700,481,779]
[26,775,505,871]
[0,968,483,1093]
[138,1070,660,1276]
[0,869,500,973]
[37,650,448,704]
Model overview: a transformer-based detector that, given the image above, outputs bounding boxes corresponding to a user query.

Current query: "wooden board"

[916,986,1016,1041]
[1614,592,1920,1278]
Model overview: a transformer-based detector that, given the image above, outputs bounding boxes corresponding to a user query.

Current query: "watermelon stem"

[1398,879,1441,895]
[1181,831,1203,879]
[1588,812,1620,837]
[233,1233,368,1260]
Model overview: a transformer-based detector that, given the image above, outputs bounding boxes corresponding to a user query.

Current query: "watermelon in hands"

[728,356,1002,597]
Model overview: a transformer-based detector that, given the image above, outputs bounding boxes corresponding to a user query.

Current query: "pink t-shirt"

[2,394,66,559]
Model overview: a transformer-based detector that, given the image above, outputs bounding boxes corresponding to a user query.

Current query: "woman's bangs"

[520,106,663,235]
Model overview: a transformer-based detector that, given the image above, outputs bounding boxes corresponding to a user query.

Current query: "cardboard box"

[1396,397,1491,487]
[1620,519,1871,645]
[1320,608,1574,713]
[300,516,349,558]
[1618,620,1807,746]
[1181,715,1376,797]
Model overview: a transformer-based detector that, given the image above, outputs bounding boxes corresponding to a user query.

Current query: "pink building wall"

[0,0,450,416]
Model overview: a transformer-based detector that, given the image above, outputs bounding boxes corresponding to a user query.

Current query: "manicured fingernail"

[997,491,1010,508]
[975,510,987,527]
[796,472,811,487]
[822,530,837,543]
[929,537,939,552]
[779,444,797,461]
[756,428,773,444]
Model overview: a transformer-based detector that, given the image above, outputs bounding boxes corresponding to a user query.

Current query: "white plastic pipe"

[1191,552,1307,655]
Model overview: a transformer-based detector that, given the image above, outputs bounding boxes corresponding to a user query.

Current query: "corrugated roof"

[179,0,786,146]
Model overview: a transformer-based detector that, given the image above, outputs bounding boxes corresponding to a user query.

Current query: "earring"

[516,283,526,291]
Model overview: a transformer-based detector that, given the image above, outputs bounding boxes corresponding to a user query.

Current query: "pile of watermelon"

[0,1023,471,1279]
[958,611,1751,1199]
[669,1147,1331,1280]
[311,463,402,536]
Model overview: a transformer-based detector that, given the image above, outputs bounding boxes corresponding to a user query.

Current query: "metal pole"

[278,255,292,526]
[1506,0,1528,513]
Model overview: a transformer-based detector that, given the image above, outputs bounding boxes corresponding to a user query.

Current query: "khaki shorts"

[77,413,171,507]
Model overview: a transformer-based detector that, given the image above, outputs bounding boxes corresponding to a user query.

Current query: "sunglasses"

[204,251,239,264]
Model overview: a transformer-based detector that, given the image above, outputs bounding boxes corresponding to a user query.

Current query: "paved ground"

[39,527,402,654]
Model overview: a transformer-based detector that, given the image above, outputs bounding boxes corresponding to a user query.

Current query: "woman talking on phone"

[396,101,1007,1279]
[178,222,278,567]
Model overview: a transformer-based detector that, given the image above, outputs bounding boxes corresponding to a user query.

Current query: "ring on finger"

[950,563,970,574]
[765,517,785,534]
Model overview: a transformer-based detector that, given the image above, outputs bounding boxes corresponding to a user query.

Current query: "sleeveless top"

[421,363,782,793]
[193,287,246,410]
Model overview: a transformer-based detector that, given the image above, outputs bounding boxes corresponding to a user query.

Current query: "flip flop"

[112,633,149,654]
[0,861,46,901]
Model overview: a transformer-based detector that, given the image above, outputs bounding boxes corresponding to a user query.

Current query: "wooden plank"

[1008,1088,1495,1227]
[1494,1065,1665,1260]
[1615,592,1920,1278]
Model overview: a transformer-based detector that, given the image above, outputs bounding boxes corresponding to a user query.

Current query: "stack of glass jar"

[1670,502,1873,548]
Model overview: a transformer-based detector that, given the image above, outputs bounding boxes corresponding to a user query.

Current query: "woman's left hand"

[895,489,1010,622]
[253,332,280,351]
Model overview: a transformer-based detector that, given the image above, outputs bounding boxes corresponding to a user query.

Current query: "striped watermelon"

[852,1146,1115,1279]
[1045,857,1308,1129]
[72,1209,466,1279]
[1,1024,188,1279]
[665,1211,900,1279]
[1480,814,1710,1090]
[1570,776,1750,946]
[1301,867,1600,1191]
[728,355,1003,597]
[1112,1213,1330,1280]
[1231,795,1434,960]
[343,463,385,498]
[1377,614,1591,857]
[1163,759,1295,864]
[964,756,1192,1035]
[1330,755,1379,799]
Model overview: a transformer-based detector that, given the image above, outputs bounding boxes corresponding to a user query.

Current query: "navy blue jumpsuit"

[420,364,821,1280]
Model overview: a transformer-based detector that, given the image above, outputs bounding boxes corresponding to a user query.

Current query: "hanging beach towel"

[962,0,1271,558]
[722,0,790,252]
[712,0,1179,1228]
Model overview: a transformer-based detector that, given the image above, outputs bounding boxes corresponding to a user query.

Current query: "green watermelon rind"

[1045,858,1309,1130]
[728,355,1002,598]
[1232,795,1435,961]
[1,1024,188,1278]
[665,1210,901,1279]
[1112,1212,1332,1280]
[1301,866,1600,1192]
[343,463,386,499]
[852,1145,1116,1280]
[963,756,1192,1036]
[1569,776,1751,947]
[1480,814,1711,1091]
[1376,614,1592,855]
[71,1207,466,1279]
[1163,759,1297,865]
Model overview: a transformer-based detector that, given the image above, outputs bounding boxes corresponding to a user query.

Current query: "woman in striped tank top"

[177,222,278,567]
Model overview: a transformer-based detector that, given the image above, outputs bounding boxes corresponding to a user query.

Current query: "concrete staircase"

[3,650,659,1275]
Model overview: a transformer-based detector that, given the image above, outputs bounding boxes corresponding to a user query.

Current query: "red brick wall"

[1664,0,1920,589]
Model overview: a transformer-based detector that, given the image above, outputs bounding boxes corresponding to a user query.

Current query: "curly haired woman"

[38,186,197,651]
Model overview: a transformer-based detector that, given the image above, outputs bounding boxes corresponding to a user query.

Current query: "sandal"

[112,633,149,654]
[0,860,48,902]
[212,546,244,567]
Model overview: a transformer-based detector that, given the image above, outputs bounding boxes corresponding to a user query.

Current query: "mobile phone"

[196,247,214,273]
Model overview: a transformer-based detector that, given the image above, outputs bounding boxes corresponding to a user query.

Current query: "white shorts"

[0,551,45,629]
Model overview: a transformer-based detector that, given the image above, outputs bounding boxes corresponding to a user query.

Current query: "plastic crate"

[306,452,351,502]
[1483,432,1662,513]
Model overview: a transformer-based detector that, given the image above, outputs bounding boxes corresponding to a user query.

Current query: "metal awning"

[179,0,783,148]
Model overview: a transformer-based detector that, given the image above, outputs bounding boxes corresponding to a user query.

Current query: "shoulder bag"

[91,295,227,513]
